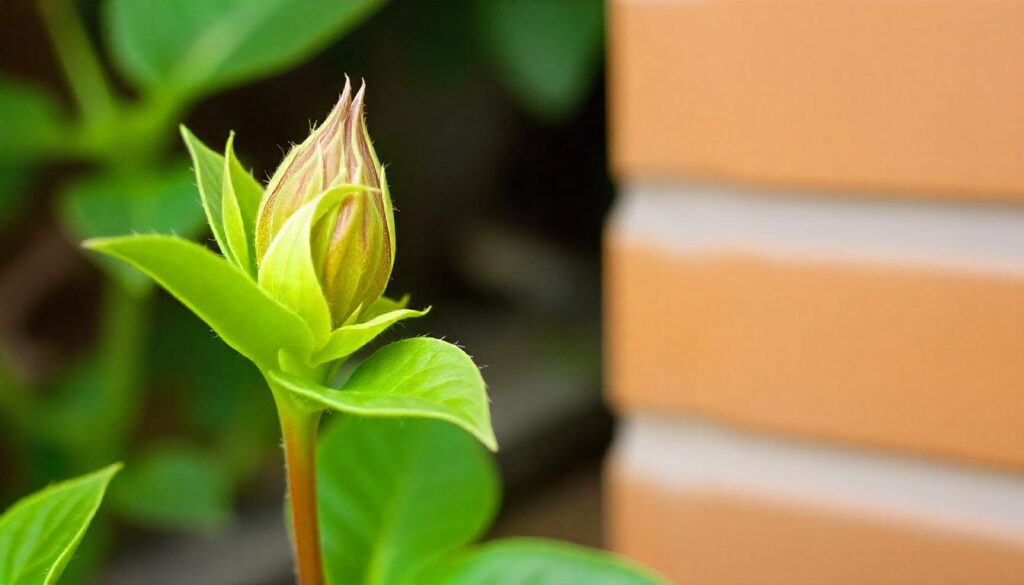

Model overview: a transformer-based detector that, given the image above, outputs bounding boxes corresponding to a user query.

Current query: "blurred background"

[0,1,610,583]
[4,0,1024,584]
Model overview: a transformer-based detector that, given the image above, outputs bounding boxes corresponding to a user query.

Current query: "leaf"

[58,163,208,292]
[313,307,430,364]
[108,445,231,532]
[180,125,234,266]
[318,417,499,585]
[0,464,121,585]
[0,77,66,163]
[420,539,666,585]
[221,132,263,277]
[104,0,383,98]
[259,188,366,346]
[83,234,313,369]
[480,0,604,121]
[268,338,497,451]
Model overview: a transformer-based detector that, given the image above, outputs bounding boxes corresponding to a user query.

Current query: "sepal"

[313,306,429,364]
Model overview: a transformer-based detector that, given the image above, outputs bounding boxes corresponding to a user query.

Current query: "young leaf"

[0,464,121,585]
[268,338,496,451]
[318,417,499,585]
[180,125,235,266]
[259,187,364,346]
[313,307,430,364]
[221,133,263,277]
[104,0,383,98]
[420,539,666,585]
[83,234,314,369]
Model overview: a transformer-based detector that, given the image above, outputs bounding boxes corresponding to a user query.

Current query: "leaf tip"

[475,426,499,453]
[98,462,124,480]
[81,237,111,251]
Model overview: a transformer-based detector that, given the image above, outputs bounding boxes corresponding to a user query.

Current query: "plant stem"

[274,391,325,585]
[37,0,117,125]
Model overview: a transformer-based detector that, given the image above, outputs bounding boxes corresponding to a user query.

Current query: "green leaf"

[109,445,231,532]
[0,77,66,163]
[313,307,429,364]
[105,0,383,98]
[180,125,234,265]
[221,132,263,277]
[58,163,208,292]
[480,0,604,121]
[318,417,500,585]
[83,234,313,369]
[259,188,360,346]
[421,539,666,585]
[0,464,121,585]
[269,338,497,451]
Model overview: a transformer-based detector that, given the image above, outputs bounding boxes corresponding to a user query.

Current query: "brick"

[605,187,1024,469]
[607,418,1024,584]
[609,0,1024,199]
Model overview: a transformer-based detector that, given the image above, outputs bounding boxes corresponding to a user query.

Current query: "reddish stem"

[278,401,325,585]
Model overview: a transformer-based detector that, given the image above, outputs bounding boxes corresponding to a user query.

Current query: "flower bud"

[255,79,394,327]
[313,189,388,326]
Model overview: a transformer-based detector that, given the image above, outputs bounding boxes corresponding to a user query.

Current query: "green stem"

[37,0,117,125]
[272,387,325,585]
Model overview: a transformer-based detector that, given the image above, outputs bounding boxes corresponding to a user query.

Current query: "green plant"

[0,465,120,585]
[75,83,659,584]
[0,0,381,546]
[0,418,663,585]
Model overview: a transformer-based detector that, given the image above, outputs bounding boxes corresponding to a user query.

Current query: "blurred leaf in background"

[58,165,205,291]
[108,444,231,532]
[105,0,382,100]
[149,300,276,484]
[480,0,604,122]
[0,78,66,225]
[0,164,32,229]
[0,78,67,163]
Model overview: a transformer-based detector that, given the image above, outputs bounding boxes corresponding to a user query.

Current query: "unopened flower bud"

[255,79,395,327]
[313,189,389,326]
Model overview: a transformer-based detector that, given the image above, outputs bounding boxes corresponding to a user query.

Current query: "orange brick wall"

[603,0,1024,581]
[605,235,1024,469]
[609,0,1024,199]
